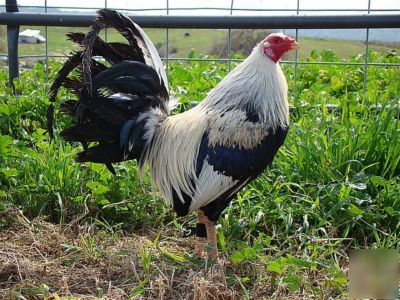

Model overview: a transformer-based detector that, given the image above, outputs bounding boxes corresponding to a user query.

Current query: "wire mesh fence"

[0,0,400,96]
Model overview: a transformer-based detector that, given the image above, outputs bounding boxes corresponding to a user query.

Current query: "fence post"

[6,0,19,91]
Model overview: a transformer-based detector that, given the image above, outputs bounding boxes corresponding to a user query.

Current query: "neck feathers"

[200,46,289,130]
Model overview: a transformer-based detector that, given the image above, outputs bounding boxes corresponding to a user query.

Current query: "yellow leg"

[204,216,218,259]
[194,210,206,257]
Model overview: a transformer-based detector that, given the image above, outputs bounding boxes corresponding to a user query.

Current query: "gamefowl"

[48,9,300,258]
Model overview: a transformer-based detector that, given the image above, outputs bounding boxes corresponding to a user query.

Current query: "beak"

[290,41,301,50]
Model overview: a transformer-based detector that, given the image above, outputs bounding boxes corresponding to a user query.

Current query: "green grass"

[0,48,399,298]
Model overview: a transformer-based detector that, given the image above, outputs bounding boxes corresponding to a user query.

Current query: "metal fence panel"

[0,0,399,95]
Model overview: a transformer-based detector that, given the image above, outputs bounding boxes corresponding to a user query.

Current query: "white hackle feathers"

[200,42,289,129]
[207,110,269,150]
[140,108,208,202]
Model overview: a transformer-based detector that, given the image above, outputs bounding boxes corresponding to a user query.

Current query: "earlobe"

[264,48,277,63]
[265,48,274,57]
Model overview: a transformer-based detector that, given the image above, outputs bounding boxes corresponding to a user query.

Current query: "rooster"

[48,9,299,258]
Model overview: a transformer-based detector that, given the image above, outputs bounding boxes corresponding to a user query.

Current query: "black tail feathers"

[47,9,169,172]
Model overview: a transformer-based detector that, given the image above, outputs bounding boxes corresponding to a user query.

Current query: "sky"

[1,0,400,14]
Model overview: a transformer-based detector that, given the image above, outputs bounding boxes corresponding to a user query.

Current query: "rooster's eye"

[274,38,281,43]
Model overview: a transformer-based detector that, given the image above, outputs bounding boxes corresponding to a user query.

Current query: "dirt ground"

[0,209,245,300]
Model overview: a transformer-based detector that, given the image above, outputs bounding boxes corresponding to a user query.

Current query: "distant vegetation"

[210,29,273,57]
[369,40,400,49]
[14,26,400,60]
[0,26,6,54]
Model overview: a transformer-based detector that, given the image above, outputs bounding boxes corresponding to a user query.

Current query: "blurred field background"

[1,25,400,60]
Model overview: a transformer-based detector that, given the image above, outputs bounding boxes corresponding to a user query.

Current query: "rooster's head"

[261,33,300,63]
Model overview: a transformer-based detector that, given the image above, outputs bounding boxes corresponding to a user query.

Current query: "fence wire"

[1,1,400,97]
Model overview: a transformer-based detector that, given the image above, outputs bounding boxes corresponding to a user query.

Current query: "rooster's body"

[48,9,298,257]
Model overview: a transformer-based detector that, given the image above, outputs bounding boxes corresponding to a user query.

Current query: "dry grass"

[0,208,348,299]
[0,209,243,299]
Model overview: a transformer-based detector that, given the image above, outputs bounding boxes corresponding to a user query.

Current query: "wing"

[195,126,289,221]
[198,126,288,179]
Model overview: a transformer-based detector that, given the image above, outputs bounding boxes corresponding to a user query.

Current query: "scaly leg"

[204,216,218,259]
[194,210,207,257]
